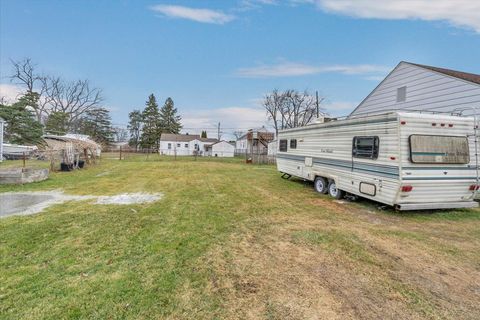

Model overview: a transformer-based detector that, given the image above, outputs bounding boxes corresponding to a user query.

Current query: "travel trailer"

[277,112,479,210]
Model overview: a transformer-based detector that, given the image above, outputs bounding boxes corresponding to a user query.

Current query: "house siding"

[350,62,480,117]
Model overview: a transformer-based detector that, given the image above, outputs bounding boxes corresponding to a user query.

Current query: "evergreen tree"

[78,107,114,145]
[45,111,69,135]
[140,94,161,150]
[159,97,182,134]
[0,94,43,145]
[201,130,207,138]
[128,110,143,151]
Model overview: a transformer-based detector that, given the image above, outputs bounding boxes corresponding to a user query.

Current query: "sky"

[1,0,480,138]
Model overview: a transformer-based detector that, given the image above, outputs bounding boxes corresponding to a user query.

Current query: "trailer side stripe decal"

[277,154,400,178]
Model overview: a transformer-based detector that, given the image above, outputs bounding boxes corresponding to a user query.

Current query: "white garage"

[210,141,235,157]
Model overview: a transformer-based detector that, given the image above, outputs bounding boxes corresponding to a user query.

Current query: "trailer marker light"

[401,185,413,192]
[390,156,396,160]
[448,124,453,127]
[469,185,479,191]
[400,121,406,125]
[441,123,446,127]
[432,123,437,126]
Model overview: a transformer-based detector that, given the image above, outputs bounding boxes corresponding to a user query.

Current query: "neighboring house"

[350,61,480,117]
[159,133,218,156]
[235,127,275,155]
[205,140,235,157]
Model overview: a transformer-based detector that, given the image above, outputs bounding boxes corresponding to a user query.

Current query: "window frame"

[168,143,171,149]
[290,139,297,149]
[408,134,470,164]
[352,136,380,160]
[279,139,288,152]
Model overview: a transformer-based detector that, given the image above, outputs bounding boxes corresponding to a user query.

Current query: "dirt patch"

[95,193,163,205]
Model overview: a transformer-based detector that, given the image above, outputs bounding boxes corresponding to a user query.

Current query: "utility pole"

[0,117,4,162]
[217,122,220,140]
[316,90,320,118]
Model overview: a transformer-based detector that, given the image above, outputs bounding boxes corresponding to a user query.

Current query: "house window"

[279,139,288,152]
[185,143,188,148]
[352,136,379,159]
[290,139,297,149]
[177,143,181,147]
[168,143,171,149]
[195,143,199,150]
[397,86,407,102]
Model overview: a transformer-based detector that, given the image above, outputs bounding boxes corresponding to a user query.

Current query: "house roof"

[160,133,200,142]
[406,62,480,85]
[200,138,218,143]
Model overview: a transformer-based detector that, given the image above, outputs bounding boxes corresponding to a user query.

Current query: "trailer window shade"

[353,136,379,159]
[290,139,297,149]
[409,135,469,164]
[279,139,288,152]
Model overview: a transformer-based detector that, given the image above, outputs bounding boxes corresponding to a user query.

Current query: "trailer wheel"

[314,177,328,194]
[328,181,345,199]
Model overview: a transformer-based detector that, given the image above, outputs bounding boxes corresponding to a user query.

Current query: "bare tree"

[9,58,46,121]
[262,89,324,134]
[45,77,103,126]
[10,58,41,93]
[262,89,286,136]
[233,130,245,140]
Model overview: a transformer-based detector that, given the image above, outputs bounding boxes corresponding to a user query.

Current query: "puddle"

[0,191,163,218]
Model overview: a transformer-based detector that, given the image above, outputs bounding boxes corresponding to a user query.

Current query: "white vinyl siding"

[351,62,480,117]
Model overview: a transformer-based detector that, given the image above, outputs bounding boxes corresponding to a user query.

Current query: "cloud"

[235,61,390,78]
[313,0,480,33]
[181,106,269,139]
[0,83,24,104]
[150,5,235,24]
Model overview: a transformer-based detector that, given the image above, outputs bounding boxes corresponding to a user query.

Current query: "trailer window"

[409,135,469,164]
[279,139,288,152]
[290,139,297,149]
[353,136,379,159]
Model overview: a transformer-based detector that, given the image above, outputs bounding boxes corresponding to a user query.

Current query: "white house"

[350,61,480,117]
[159,133,218,156]
[206,140,235,157]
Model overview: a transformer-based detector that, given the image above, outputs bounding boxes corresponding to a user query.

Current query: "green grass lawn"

[1,155,480,319]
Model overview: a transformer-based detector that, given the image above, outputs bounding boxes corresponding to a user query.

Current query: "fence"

[234,149,276,165]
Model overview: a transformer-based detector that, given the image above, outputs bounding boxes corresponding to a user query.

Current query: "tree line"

[128,94,182,151]
[0,58,113,145]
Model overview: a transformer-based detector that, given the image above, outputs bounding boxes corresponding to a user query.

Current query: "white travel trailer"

[277,112,479,210]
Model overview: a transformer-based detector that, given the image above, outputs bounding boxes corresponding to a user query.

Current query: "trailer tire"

[328,181,345,199]
[314,177,328,194]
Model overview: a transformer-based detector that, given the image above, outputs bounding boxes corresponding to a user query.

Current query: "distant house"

[205,140,235,157]
[350,61,480,117]
[235,127,275,155]
[159,133,218,156]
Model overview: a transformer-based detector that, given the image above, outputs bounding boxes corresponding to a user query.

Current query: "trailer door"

[352,136,380,197]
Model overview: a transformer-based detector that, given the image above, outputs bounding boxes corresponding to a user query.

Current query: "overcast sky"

[1,0,480,138]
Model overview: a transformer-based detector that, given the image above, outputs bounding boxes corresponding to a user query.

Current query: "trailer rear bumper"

[396,201,478,211]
